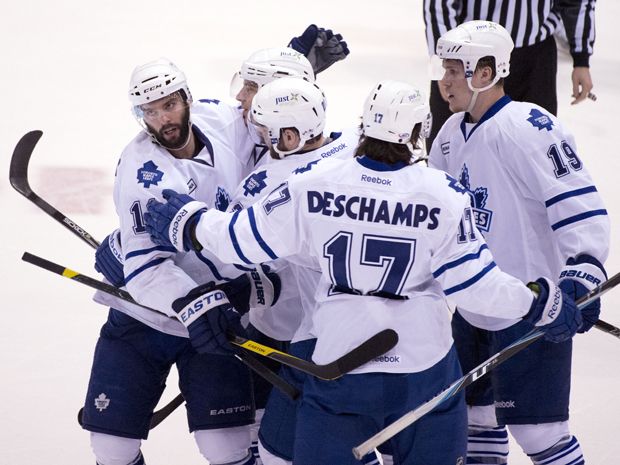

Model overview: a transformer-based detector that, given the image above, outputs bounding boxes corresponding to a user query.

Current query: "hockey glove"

[144,189,207,252]
[524,277,582,343]
[558,254,607,333]
[288,24,350,74]
[172,284,247,355]
[217,264,282,314]
[94,229,125,287]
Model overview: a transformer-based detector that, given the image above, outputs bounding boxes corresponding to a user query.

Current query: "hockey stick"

[22,251,398,380]
[22,251,299,396]
[352,270,620,459]
[9,130,100,249]
[9,131,297,424]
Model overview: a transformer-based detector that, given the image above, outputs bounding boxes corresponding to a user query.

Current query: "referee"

[423,0,596,147]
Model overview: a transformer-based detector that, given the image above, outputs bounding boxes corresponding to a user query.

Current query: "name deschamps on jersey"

[307,190,440,229]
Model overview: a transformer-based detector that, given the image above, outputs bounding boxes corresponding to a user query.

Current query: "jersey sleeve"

[114,150,199,316]
[195,180,305,266]
[503,113,609,264]
[430,192,534,321]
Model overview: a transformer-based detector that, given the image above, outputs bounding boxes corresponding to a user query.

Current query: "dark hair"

[355,123,422,164]
[476,56,504,87]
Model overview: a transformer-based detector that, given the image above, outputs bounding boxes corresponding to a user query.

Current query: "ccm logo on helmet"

[143,83,163,93]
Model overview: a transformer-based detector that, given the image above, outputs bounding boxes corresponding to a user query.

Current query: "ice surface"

[1,1,618,463]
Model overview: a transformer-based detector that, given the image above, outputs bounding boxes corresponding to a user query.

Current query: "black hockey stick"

[22,251,397,380]
[9,130,100,249]
[352,270,620,459]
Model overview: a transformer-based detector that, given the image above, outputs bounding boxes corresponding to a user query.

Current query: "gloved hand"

[172,284,247,355]
[523,277,582,343]
[558,254,607,333]
[144,189,207,252]
[217,264,282,314]
[288,24,350,74]
[94,229,125,287]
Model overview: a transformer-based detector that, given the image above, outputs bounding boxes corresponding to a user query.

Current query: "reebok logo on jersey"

[527,108,554,131]
[137,161,164,188]
[319,142,347,158]
[307,190,440,229]
[372,355,401,363]
[361,174,392,186]
[494,400,516,408]
[441,142,450,156]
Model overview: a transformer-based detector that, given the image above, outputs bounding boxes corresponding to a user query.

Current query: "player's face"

[236,80,259,120]
[439,59,473,113]
[141,94,191,149]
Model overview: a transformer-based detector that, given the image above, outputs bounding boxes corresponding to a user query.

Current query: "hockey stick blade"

[230,329,399,381]
[352,270,620,459]
[9,130,100,248]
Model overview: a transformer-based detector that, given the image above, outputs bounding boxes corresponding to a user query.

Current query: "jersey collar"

[460,95,512,141]
[356,155,408,171]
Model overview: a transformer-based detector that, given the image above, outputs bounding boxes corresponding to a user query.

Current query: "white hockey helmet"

[436,20,514,87]
[129,58,192,111]
[231,47,315,96]
[249,77,326,158]
[362,80,431,144]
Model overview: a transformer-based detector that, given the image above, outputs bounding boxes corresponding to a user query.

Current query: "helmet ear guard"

[249,77,327,158]
[362,80,431,145]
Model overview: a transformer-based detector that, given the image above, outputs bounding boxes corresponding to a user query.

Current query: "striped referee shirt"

[423,0,596,66]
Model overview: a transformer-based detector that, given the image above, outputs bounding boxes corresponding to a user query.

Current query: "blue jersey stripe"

[228,211,253,265]
[551,209,608,231]
[443,262,497,296]
[545,186,598,207]
[125,257,167,284]
[125,245,176,259]
[194,252,234,281]
[433,244,489,279]
[248,207,278,260]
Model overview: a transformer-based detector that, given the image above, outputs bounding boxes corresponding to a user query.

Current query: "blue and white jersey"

[193,156,536,374]
[228,129,360,342]
[429,96,610,329]
[94,101,252,336]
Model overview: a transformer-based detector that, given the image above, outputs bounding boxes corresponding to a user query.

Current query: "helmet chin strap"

[465,76,500,115]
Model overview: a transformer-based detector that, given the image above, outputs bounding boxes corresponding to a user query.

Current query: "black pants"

[427,35,558,149]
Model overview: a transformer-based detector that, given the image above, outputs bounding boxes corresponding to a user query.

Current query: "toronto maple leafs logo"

[137,161,163,188]
[527,108,554,131]
[459,164,493,233]
[293,159,320,174]
[243,170,268,197]
[215,187,231,212]
[94,393,110,412]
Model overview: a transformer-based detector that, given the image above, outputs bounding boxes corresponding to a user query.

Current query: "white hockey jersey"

[228,129,360,342]
[94,100,254,336]
[192,155,537,374]
[429,96,610,329]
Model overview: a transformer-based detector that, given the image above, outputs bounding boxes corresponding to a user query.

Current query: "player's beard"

[148,107,191,150]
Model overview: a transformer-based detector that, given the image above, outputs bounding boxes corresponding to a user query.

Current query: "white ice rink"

[2,1,619,463]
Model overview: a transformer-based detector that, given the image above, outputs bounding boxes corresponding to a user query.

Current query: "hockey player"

[428,21,609,465]
[228,77,371,465]
[88,30,350,465]
[81,58,274,465]
[143,79,583,465]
